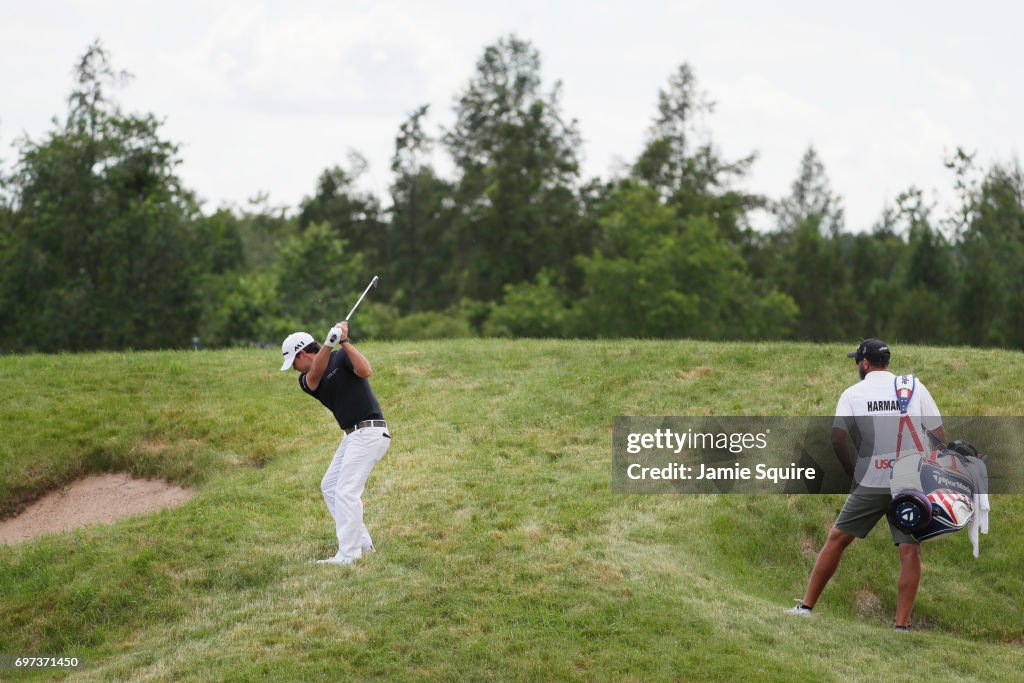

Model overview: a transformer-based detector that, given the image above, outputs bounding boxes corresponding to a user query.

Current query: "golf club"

[345,275,379,321]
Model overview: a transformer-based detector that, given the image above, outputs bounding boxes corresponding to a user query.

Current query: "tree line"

[2,38,1023,352]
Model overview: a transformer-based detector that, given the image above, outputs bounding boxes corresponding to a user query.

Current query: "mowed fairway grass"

[1,340,1022,681]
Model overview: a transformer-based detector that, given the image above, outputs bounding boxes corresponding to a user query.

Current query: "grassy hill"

[1,340,1022,681]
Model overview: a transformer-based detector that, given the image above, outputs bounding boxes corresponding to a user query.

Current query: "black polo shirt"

[299,348,384,431]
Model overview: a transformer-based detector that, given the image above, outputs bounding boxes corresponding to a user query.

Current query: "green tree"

[771,147,852,341]
[298,153,386,276]
[443,34,585,302]
[274,222,365,334]
[196,270,282,347]
[483,270,578,338]
[574,182,796,339]
[0,41,203,351]
[195,208,246,276]
[887,189,955,343]
[388,105,458,312]
[839,223,905,340]
[632,63,760,240]
[234,193,298,269]
[574,182,695,337]
[955,160,1024,347]
[0,178,15,340]
[775,147,844,237]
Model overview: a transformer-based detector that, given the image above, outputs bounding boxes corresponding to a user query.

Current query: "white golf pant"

[320,426,390,562]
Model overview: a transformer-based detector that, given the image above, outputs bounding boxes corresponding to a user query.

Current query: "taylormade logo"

[933,474,971,493]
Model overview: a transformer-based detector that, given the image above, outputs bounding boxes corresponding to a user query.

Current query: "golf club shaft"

[345,275,379,320]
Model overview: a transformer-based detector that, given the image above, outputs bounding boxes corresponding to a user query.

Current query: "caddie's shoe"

[316,552,354,565]
[785,600,813,616]
[894,624,910,633]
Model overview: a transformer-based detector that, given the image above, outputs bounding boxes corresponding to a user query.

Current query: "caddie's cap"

[847,338,890,365]
[280,331,315,371]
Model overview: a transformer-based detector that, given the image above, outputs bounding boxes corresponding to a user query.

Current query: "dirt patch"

[677,366,713,380]
[798,532,818,557]
[0,473,195,546]
[854,588,884,618]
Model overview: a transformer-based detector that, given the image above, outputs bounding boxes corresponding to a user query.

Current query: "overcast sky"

[2,1,1020,231]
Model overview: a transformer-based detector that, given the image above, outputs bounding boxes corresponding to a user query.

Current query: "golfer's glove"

[324,325,344,347]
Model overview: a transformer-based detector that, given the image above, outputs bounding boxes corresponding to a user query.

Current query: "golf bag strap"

[894,375,924,458]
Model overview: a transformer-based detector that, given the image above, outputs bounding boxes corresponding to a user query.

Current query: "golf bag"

[888,439,988,541]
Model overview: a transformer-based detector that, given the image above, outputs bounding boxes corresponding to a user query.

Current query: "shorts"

[835,492,919,545]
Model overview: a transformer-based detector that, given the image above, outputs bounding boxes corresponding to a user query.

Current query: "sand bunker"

[0,473,195,545]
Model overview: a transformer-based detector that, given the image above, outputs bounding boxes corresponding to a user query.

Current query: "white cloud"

[2,0,1022,227]
[924,68,977,103]
[702,71,967,231]
[702,19,904,70]
[111,2,506,205]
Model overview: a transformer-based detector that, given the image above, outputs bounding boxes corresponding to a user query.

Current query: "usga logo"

[874,458,896,470]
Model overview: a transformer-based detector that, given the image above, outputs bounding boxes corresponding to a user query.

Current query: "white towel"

[969,493,990,558]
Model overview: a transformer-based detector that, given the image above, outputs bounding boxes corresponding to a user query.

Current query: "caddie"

[280,321,391,565]
[787,339,944,631]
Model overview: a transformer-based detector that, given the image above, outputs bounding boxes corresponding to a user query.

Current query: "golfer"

[787,339,943,631]
[280,321,390,565]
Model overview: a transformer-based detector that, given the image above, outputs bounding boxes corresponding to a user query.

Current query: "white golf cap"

[280,332,315,371]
